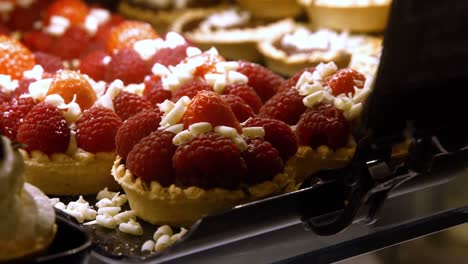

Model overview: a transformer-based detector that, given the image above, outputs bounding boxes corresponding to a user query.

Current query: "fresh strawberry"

[0,97,36,141]
[324,68,366,96]
[113,91,153,121]
[21,30,54,53]
[242,138,283,184]
[296,103,350,149]
[17,102,70,154]
[277,67,315,93]
[148,44,189,67]
[115,108,163,159]
[236,61,284,102]
[49,25,91,60]
[104,47,149,85]
[143,75,172,106]
[106,20,159,53]
[172,79,211,102]
[221,94,255,123]
[258,87,306,125]
[182,90,241,132]
[34,52,64,74]
[224,83,262,113]
[0,35,35,80]
[78,50,109,81]
[44,0,89,26]
[244,117,298,161]
[127,130,176,186]
[76,106,122,153]
[173,132,246,189]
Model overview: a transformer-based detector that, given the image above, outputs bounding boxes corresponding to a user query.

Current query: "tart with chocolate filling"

[170,8,295,62]
[258,26,352,77]
[113,91,299,227]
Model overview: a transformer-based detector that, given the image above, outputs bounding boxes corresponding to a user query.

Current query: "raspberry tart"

[0,136,56,262]
[113,91,298,227]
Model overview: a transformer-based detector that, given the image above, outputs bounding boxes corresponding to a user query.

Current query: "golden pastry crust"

[299,0,391,33]
[112,156,297,227]
[20,149,120,195]
[237,0,303,20]
[170,9,295,62]
[258,26,352,77]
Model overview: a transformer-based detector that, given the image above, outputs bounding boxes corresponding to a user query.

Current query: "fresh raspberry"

[104,47,149,85]
[0,35,35,80]
[277,67,315,93]
[127,130,176,186]
[221,94,255,123]
[0,91,8,105]
[0,24,10,36]
[33,52,64,74]
[78,50,109,81]
[21,30,54,53]
[6,2,43,31]
[92,13,124,46]
[106,20,159,53]
[183,90,241,132]
[47,70,97,110]
[0,97,36,141]
[244,117,298,161]
[324,68,366,96]
[224,83,262,113]
[17,102,70,154]
[50,26,91,60]
[258,88,306,125]
[76,106,122,153]
[113,91,153,121]
[173,133,246,189]
[11,78,36,99]
[115,108,162,159]
[236,61,284,102]
[296,103,350,149]
[44,0,89,26]
[242,138,284,184]
[148,44,189,67]
[143,75,171,105]
[172,79,212,102]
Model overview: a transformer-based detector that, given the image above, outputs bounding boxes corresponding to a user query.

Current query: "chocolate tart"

[170,8,296,62]
[258,26,352,77]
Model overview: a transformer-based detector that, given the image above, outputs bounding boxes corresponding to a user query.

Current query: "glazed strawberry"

[17,102,70,155]
[277,67,315,93]
[78,50,109,81]
[296,103,350,149]
[143,75,172,105]
[244,117,298,161]
[173,133,246,189]
[324,68,366,96]
[172,79,212,102]
[44,0,89,26]
[76,106,122,153]
[115,108,163,159]
[47,70,97,110]
[242,138,283,184]
[50,26,91,60]
[12,78,36,98]
[258,88,306,125]
[0,35,35,80]
[0,97,36,141]
[127,130,176,186]
[34,52,64,74]
[221,94,255,123]
[236,61,284,102]
[22,30,54,53]
[183,90,241,132]
[106,20,159,53]
[104,47,149,85]
[113,91,153,121]
[224,83,262,113]
[148,44,190,67]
